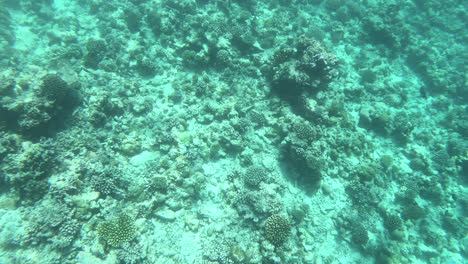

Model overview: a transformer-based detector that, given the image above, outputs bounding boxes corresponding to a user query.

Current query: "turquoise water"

[0,0,467,263]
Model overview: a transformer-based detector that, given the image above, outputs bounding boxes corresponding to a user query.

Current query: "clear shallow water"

[0,0,466,263]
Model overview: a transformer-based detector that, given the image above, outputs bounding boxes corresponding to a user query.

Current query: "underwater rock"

[156,209,176,222]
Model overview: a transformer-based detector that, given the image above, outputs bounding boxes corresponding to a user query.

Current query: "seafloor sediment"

[0,0,467,263]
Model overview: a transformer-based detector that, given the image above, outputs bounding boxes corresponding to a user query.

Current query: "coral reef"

[40,74,69,102]
[243,165,268,187]
[97,214,137,248]
[270,35,338,104]
[0,0,465,263]
[264,214,291,246]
